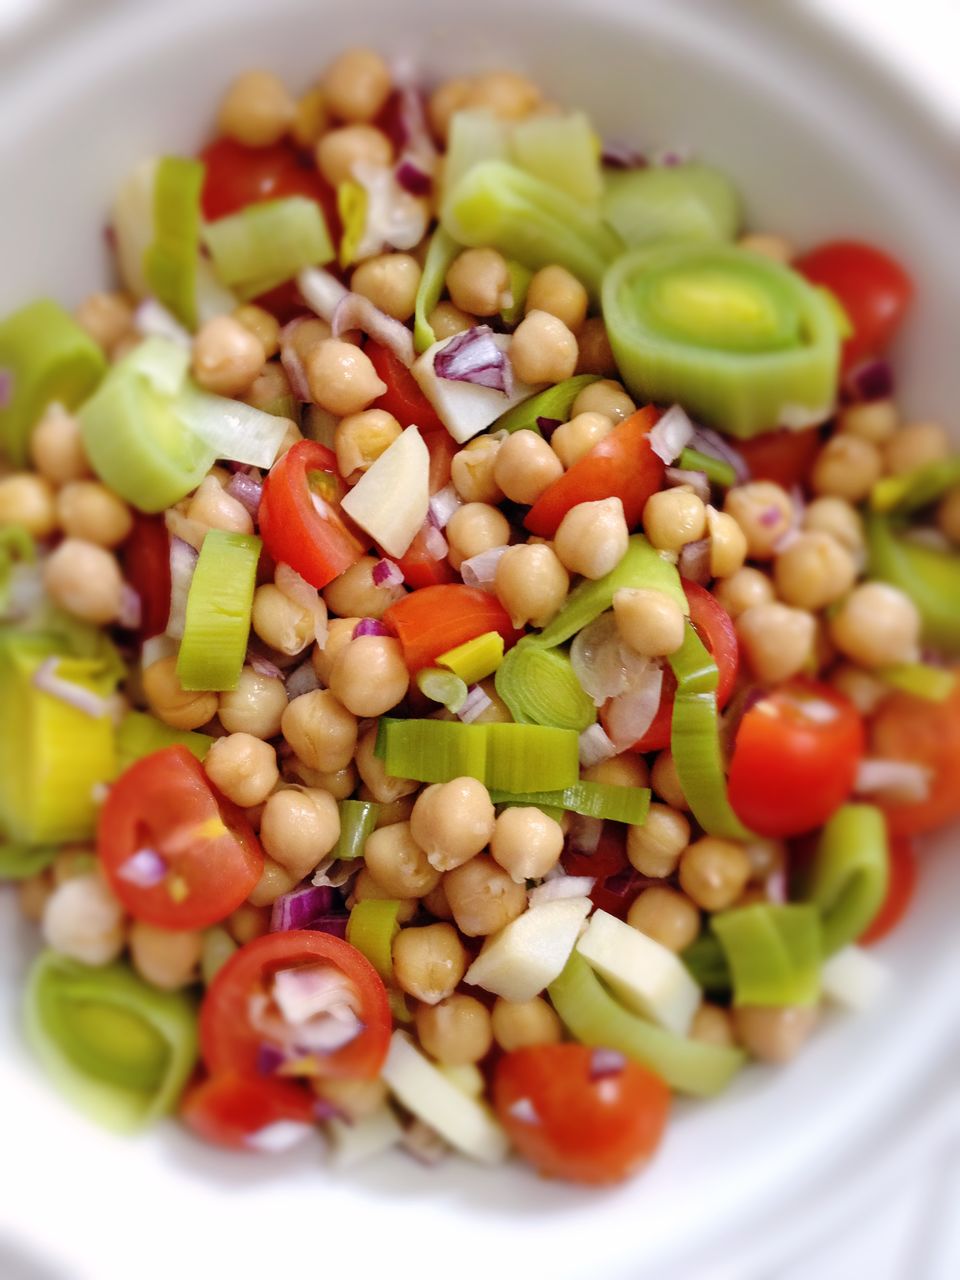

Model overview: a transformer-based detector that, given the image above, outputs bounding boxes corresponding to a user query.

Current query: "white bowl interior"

[0,3,958,1277]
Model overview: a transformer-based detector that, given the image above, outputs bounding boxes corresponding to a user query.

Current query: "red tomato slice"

[738,428,821,490]
[199,137,339,231]
[391,524,460,589]
[98,746,264,930]
[200,931,391,1081]
[121,513,171,640]
[494,1044,670,1185]
[869,672,960,837]
[366,340,447,433]
[180,1072,316,1152]
[421,427,459,495]
[794,240,914,372]
[258,440,366,589]
[384,583,522,672]
[563,823,628,882]
[860,834,918,945]
[524,406,664,538]
[602,580,739,754]
[728,679,865,838]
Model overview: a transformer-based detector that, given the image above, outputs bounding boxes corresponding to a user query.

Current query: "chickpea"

[551,412,612,469]
[884,421,951,475]
[723,482,794,559]
[679,837,751,911]
[351,253,421,321]
[445,502,510,571]
[706,506,748,578]
[803,496,864,558]
[242,361,294,414]
[335,409,402,482]
[422,879,454,921]
[52,849,96,886]
[217,69,295,146]
[471,676,513,724]
[627,886,700,952]
[445,248,511,317]
[733,1004,819,1064]
[354,725,418,804]
[492,997,562,1053]
[451,436,503,504]
[219,665,288,738]
[289,84,328,148]
[312,617,361,685]
[466,70,542,120]
[281,690,357,773]
[322,47,391,123]
[393,923,468,1004]
[829,581,920,668]
[583,752,649,789]
[443,854,527,936]
[313,1075,388,1121]
[43,538,123,624]
[54,480,132,548]
[73,289,135,354]
[428,301,474,340]
[938,486,960,544]
[524,264,588,332]
[415,993,493,1064]
[736,232,793,263]
[837,398,898,444]
[29,409,90,486]
[222,905,268,948]
[490,807,564,883]
[642,488,707,554]
[288,761,357,799]
[141,656,216,730]
[427,77,473,141]
[251,584,314,656]
[247,858,300,907]
[626,803,690,877]
[613,586,686,657]
[129,922,202,990]
[736,601,815,684]
[811,434,882,502]
[571,379,635,424]
[690,1003,736,1048]
[410,778,496,872]
[325,559,403,623]
[573,317,617,377]
[351,869,417,923]
[510,310,579,385]
[42,874,125,966]
[495,543,569,629]
[259,787,340,880]
[554,497,628,580]
[191,315,265,397]
[204,733,279,808]
[233,304,280,360]
[328,635,409,717]
[186,474,254,537]
[492,429,563,506]
[363,822,440,898]
[651,750,687,811]
[0,472,57,537]
[315,124,393,187]
[713,566,775,618]
[773,530,857,610]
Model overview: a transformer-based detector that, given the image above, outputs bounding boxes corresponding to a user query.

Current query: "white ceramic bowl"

[1,3,958,1278]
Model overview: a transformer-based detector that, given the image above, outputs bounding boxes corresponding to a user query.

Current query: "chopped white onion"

[134,298,191,348]
[332,292,415,368]
[279,317,313,402]
[275,562,328,647]
[529,875,596,907]
[422,522,448,561]
[821,945,892,1011]
[578,723,617,768]
[141,634,178,668]
[460,545,509,592]
[567,814,603,855]
[165,537,199,640]
[506,1097,539,1125]
[272,966,358,1024]
[648,403,694,464]
[351,160,430,255]
[458,685,492,723]
[570,612,651,706]
[245,1121,315,1154]
[32,658,110,718]
[602,665,665,750]
[665,467,710,504]
[855,759,932,803]
[296,266,349,322]
[177,383,291,470]
[428,484,462,530]
[341,427,430,558]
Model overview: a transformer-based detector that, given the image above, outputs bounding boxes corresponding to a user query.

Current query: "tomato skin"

[199,137,339,229]
[121,513,171,640]
[494,1044,670,1185]
[258,440,366,589]
[525,406,664,538]
[366,340,447,434]
[860,834,918,944]
[794,240,913,371]
[728,679,865,838]
[180,1072,315,1152]
[200,931,392,1082]
[738,428,821,490]
[98,746,264,930]
[870,673,960,836]
[384,583,522,672]
[563,823,628,882]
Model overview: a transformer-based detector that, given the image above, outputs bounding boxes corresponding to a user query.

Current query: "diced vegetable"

[144,156,205,330]
[601,164,741,247]
[203,197,334,299]
[414,227,462,353]
[488,780,649,825]
[411,333,539,443]
[384,583,519,673]
[416,667,468,713]
[870,456,960,515]
[866,512,960,654]
[111,157,157,298]
[115,711,213,773]
[376,718,580,791]
[176,531,261,692]
[436,630,504,685]
[175,383,292,470]
[440,111,510,219]
[499,260,533,327]
[711,904,822,1006]
[341,426,430,558]
[804,804,889,956]
[511,112,603,205]
[820,945,891,1011]
[494,640,597,732]
[878,663,956,703]
[678,446,737,488]
[347,899,402,982]
[0,842,59,879]
[333,799,380,862]
[464,897,592,1002]
[491,374,600,435]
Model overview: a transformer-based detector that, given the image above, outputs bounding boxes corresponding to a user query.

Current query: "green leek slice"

[866,512,960,654]
[603,242,841,438]
[176,530,261,691]
[440,111,510,219]
[24,951,198,1132]
[491,374,601,436]
[436,630,504,685]
[678,446,737,488]
[347,899,402,982]
[115,711,213,775]
[601,164,741,247]
[494,640,596,731]
[681,933,731,996]
[375,719,580,791]
[203,197,334,299]
[549,953,744,1096]
[499,259,533,327]
[337,181,367,270]
[0,842,59,879]
[488,780,650,825]
[414,226,461,354]
[711,903,822,1006]
[878,662,956,702]
[804,804,888,956]
[510,111,603,205]
[144,156,205,330]
[416,667,469,714]
[870,456,960,515]
[333,799,380,861]
[0,300,107,465]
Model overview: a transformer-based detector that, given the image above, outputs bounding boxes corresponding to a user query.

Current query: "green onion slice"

[870,456,960,515]
[804,804,889,956]
[203,197,335,299]
[678,446,737,488]
[144,156,205,330]
[499,259,533,327]
[866,512,960,655]
[489,780,650,825]
[414,226,461,354]
[347,899,402,983]
[416,667,469,714]
[334,799,380,862]
[115,711,213,775]
[491,374,601,436]
[601,163,741,248]
[176,531,261,692]
[494,640,596,732]
[681,932,732,996]
[511,111,603,205]
[711,903,822,1006]
[878,662,957,703]
[375,719,580,791]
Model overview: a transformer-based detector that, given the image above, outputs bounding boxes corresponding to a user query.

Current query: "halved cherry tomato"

[738,427,821,490]
[602,580,738,754]
[180,1072,316,1152]
[860,834,918,945]
[199,137,339,230]
[524,405,664,538]
[258,440,366,589]
[384,583,522,672]
[98,746,264,930]
[794,240,914,371]
[870,672,960,836]
[421,427,459,495]
[200,931,391,1081]
[563,822,628,882]
[391,523,460,589]
[728,679,865,838]
[494,1044,670,1185]
[366,340,447,433]
[121,513,171,640]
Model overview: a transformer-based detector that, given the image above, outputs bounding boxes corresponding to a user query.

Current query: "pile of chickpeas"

[8,48,960,1090]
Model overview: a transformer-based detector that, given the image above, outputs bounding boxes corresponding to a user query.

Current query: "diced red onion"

[279,317,314,402]
[567,814,604,856]
[422,522,448,561]
[308,913,350,939]
[353,618,392,639]
[0,369,11,410]
[134,298,191,347]
[601,141,648,170]
[226,472,263,517]
[665,467,711,504]
[401,1120,450,1166]
[529,875,596,907]
[275,562,328,646]
[296,266,349,323]
[270,885,335,933]
[855,759,931,803]
[428,484,462,530]
[245,1121,315,1153]
[396,157,433,196]
[507,1097,539,1124]
[458,684,492,723]
[578,724,617,768]
[312,1097,343,1123]
[460,545,509,591]
[247,649,284,680]
[256,1042,287,1076]
[603,665,665,750]
[434,325,513,395]
[843,357,894,403]
[116,847,168,888]
[32,658,111,718]
[332,292,415,368]
[601,868,661,902]
[688,425,750,483]
[651,146,690,167]
[678,538,712,585]
[118,583,142,631]
[372,557,405,588]
[649,403,695,464]
[536,416,562,439]
[166,536,199,639]
[589,1048,627,1081]
[285,659,320,698]
[772,484,806,554]
[758,504,783,528]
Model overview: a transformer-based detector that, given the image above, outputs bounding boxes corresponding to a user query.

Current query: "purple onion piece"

[353,618,391,639]
[247,649,285,680]
[422,523,448,561]
[601,141,648,170]
[758,504,784,528]
[688,425,750,483]
[270,884,335,932]
[332,292,415,368]
[285,660,320,699]
[118,584,142,631]
[536,416,562,439]
[312,1097,343,1123]
[372,557,404,588]
[458,684,492,723]
[227,472,263,518]
[427,485,461,530]
[665,467,711,504]
[678,537,712,585]
[396,157,433,196]
[0,369,12,410]
[589,1048,627,1081]
[843,357,894,403]
[308,912,350,939]
[117,847,168,888]
[256,1043,286,1076]
[434,325,513,395]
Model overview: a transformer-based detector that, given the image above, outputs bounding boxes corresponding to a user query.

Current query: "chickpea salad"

[2,49,959,1186]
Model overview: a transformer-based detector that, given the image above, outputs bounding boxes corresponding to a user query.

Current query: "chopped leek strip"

[878,662,957,703]
[491,374,600,436]
[24,951,198,1132]
[488,780,650,825]
[870,456,960,515]
[346,899,402,982]
[494,640,596,731]
[866,512,960,654]
[0,842,59,880]
[436,630,504,685]
[601,164,741,246]
[535,535,687,649]
[0,300,107,465]
[414,226,461,353]
[440,111,510,220]
[200,927,237,986]
[549,953,744,1096]
[712,904,822,1006]
[337,181,368,270]
[176,382,291,470]
[115,711,212,775]
[805,804,889,956]
[603,242,841,439]
[442,160,624,302]
[681,932,731,996]
[176,531,261,692]
[510,111,603,205]
[499,259,533,327]
[416,667,468,714]
[112,158,158,299]
[334,799,380,861]
[144,156,205,330]
[678,446,737,488]
[204,197,335,299]
[669,621,751,839]
[375,718,580,791]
